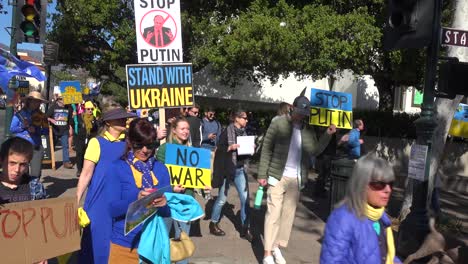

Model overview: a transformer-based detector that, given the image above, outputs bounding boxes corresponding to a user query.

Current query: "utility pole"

[3,0,19,141]
[396,0,443,258]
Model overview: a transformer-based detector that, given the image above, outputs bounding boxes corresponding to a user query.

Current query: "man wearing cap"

[76,106,137,264]
[258,95,336,264]
[47,95,74,169]
[72,101,98,177]
[10,91,49,178]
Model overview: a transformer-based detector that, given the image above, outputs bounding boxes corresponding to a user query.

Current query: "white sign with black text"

[134,0,183,63]
[408,144,429,181]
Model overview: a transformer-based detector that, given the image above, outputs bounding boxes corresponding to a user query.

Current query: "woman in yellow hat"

[72,101,98,178]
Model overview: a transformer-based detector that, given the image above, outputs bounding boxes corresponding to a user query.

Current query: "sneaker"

[272,247,286,264]
[263,256,275,264]
[63,162,74,169]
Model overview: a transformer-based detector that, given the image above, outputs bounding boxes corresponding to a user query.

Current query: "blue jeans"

[60,134,70,163]
[211,167,250,226]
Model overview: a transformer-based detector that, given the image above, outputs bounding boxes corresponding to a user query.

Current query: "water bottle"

[254,186,264,209]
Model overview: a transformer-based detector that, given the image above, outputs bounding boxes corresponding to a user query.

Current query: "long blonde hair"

[168,116,191,146]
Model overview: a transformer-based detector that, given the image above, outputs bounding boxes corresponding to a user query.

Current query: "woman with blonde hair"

[76,106,136,264]
[320,154,401,264]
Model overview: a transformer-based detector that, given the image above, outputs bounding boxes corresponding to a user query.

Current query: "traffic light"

[437,60,468,99]
[16,0,47,44]
[383,0,435,50]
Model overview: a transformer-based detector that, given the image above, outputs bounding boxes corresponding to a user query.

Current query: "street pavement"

[42,147,467,264]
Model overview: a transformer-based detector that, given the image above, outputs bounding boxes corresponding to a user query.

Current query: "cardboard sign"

[59,81,82,105]
[309,88,353,129]
[408,144,429,181]
[126,63,194,109]
[134,0,183,63]
[165,144,211,188]
[0,197,80,263]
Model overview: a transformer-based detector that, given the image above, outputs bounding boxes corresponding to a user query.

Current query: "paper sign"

[126,63,194,109]
[408,144,429,181]
[309,88,353,129]
[165,144,211,188]
[0,197,80,263]
[236,136,255,156]
[124,185,172,235]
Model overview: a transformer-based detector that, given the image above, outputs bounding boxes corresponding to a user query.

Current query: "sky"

[0,0,57,52]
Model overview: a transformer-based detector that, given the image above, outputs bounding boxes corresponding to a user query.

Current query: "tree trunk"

[374,77,395,112]
[399,0,468,221]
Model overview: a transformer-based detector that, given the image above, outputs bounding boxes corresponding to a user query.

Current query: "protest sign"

[134,0,183,63]
[126,63,194,109]
[165,144,211,188]
[309,88,353,129]
[449,103,468,138]
[0,197,80,263]
[124,185,172,235]
[59,81,82,105]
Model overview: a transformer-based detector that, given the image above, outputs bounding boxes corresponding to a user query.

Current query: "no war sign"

[309,88,353,129]
[164,144,211,188]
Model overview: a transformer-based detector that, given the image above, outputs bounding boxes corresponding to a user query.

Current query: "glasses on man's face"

[132,142,158,150]
[368,181,394,191]
[238,116,248,120]
[190,110,199,115]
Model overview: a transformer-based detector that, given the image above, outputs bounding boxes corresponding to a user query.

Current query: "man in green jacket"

[258,95,336,264]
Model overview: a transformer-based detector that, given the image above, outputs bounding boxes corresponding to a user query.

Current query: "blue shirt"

[10,109,48,147]
[347,128,361,159]
[108,158,172,249]
[201,118,221,150]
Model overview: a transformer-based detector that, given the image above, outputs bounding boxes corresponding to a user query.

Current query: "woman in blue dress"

[76,106,136,264]
[108,118,172,263]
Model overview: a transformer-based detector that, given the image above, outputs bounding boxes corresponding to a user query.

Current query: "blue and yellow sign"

[309,88,353,129]
[165,144,211,188]
[59,81,82,105]
[449,103,468,138]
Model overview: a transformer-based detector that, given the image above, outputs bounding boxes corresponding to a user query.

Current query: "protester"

[320,154,401,264]
[185,104,202,147]
[9,91,48,178]
[271,102,291,123]
[348,119,364,159]
[201,106,221,151]
[258,95,336,264]
[0,137,47,204]
[209,110,253,242]
[72,101,98,177]
[156,116,196,264]
[108,118,172,263]
[314,126,337,197]
[76,106,137,264]
[47,95,74,169]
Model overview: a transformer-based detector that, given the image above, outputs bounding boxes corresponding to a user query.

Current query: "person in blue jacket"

[76,106,136,264]
[9,91,48,178]
[108,118,173,263]
[320,153,401,264]
[347,119,364,159]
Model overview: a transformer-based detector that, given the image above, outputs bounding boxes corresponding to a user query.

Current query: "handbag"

[170,222,195,262]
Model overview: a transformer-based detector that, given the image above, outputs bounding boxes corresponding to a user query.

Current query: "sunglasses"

[132,142,158,150]
[238,116,248,120]
[85,108,93,111]
[368,181,394,191]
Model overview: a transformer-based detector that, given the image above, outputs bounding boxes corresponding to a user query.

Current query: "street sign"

[441,27,468,47]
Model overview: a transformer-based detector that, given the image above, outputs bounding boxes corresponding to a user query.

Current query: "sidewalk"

[41,149,467,263]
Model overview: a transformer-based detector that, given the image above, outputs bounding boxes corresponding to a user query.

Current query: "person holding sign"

[9,91,48,178]
[156,116,195,264]
[258,96,336,264]
[209,110,253,242]
[0,137,48,264]
[47,95,74,169]
[76,106,137,264]
[108,118,172,263]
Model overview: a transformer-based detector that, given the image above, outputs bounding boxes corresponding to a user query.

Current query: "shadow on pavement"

[42,175,78,198]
